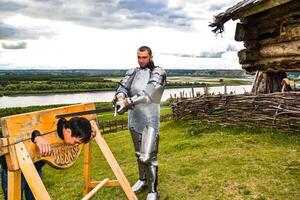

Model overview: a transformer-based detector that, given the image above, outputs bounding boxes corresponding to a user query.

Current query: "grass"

[0,121,299,199]
[97,105,172,121]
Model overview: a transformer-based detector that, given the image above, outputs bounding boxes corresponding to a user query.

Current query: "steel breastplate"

[130,68,150,96]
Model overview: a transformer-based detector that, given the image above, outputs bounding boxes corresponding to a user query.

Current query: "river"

[0,85,252,108]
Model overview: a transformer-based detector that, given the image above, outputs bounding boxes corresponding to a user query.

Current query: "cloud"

[208,3,229,11]
[0,1,27,11]
[0,0,194,30]
[161,44,239,58]
[2,41,27,49]
[0,23,56,40]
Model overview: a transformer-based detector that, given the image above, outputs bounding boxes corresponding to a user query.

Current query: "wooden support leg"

[83,141,92,196]
[15,142,51,200]
[82,178,109,200]
[94,132,137,200]
[8,170,21,200]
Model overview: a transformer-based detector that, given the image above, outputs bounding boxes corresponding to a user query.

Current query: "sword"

[56,106,114,118]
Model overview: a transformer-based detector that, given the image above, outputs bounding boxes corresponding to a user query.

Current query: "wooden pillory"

[0,103,137,200]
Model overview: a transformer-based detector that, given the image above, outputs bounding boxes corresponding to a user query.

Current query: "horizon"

[0,68,246,71]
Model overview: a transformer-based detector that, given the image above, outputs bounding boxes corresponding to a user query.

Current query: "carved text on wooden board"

[50,144,80,166]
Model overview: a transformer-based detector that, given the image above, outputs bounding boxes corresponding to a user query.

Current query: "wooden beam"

[255,56,300,66]
[259,27,300,45]
[233,0,293,20]
[235,23,258,41]
[90,180,121,188]
[247,2,300,25]
[83,141,92,196]
[260,40,300,57]
[82,178,109,200]
[0,138,9,156]
[238,49,260,64]
[239,40,300,64]
[15,142,51,200]
[243,62,300,72]
[8,170,21,200]
[1,103,96,139]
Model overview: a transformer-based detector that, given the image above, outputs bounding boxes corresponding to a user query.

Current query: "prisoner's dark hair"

[57,117,92,143]
[138,46,152,56]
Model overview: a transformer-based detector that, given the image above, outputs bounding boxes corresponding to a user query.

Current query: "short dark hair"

[57,117,92,143]
[138,46,152,56]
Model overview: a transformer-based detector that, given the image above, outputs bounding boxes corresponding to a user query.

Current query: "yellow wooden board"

[1,103,96,170]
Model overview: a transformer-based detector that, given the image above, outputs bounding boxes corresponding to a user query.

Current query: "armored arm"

[130,66,166,105]
[115,68,136,98]
[114,68,136,114]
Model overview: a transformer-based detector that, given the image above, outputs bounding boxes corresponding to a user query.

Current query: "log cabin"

[210,0,300,94]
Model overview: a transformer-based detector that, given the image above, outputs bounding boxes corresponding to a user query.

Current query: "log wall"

[235,1,300,72]
[172,92,300,133]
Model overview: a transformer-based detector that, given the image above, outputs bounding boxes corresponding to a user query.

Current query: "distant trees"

[0,73,118,96]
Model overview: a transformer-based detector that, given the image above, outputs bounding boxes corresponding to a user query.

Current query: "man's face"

[137,50,152,69]
[63,128,82,145]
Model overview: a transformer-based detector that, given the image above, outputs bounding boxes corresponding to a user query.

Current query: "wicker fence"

[98,114,173,134]
[172,92,300,133]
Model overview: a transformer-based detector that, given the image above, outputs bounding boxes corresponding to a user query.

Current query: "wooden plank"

[233,0,293,20]
[0,138,9,156]
[1,103,96,139]
[259,27,300,45]
[2,103,95,170]
[239,40,300,64]
[90,180,121,188]
[8,170,21,200]
[249,1,300,25]
[235,23,258,41]
[82,178,109,200]
[15,142,51,200]
[260,40,300,57]
[83,141,92,196]
[91,121,137,200]
[6,145,19,171]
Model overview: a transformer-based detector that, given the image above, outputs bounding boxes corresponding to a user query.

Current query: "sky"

[0,0,244,70]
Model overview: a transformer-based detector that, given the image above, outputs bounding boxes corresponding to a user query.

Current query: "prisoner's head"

[57,117,92,145]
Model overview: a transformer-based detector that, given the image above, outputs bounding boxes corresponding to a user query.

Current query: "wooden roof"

[209,0,294,34]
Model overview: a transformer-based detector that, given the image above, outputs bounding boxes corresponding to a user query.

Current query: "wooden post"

[191,87,195,98]
[83,141,92,196]
[8,170,21,200]
[15,142,51,200]
[101,120,105,134]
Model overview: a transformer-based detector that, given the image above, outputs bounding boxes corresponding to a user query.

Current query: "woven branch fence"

[98,114,173,134]
[172,92,300,133]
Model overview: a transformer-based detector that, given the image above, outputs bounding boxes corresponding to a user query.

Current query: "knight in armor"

[114,46,166,200]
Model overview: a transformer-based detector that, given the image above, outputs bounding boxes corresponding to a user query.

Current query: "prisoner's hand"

[35,136,52,157]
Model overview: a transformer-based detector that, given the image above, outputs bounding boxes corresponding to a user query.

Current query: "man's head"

[57,117,92,145]
[137,46,153,69]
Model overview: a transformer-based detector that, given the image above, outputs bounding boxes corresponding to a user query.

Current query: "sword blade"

[56,106,114,118]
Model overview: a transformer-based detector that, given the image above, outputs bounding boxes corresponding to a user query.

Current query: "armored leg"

[130,128,147,193]
[140,127,159,200]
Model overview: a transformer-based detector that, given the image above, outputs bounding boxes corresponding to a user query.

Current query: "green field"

[107,76,254,89]
[1,120,298,199]
[0,73,253,96]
